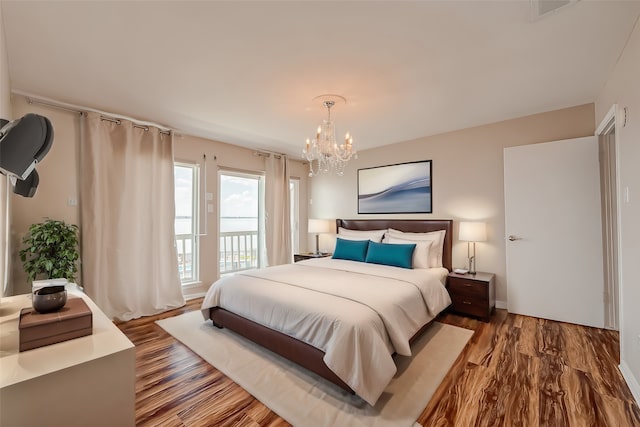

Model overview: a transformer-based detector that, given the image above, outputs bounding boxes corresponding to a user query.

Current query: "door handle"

[508,235,521,241]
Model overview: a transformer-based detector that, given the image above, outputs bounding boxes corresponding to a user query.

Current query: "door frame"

[596,104,623,331]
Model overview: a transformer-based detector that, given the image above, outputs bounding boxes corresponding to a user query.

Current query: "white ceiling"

[2,1,639,156]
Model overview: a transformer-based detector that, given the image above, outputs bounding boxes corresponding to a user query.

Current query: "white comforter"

[201,257,451,405]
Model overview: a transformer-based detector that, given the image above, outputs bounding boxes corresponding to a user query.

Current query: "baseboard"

[495,300,507,310]
[182,282,206,301]
[184,291,206,301]
[620,360,640,406]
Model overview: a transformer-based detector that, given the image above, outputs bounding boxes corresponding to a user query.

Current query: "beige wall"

[9,96,81,295]
[7,95,309,295]
[310,103,595,305]
[596,19,640,398]
[1,3,12,296]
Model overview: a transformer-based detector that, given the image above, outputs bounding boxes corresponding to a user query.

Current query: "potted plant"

[20,219,80,283]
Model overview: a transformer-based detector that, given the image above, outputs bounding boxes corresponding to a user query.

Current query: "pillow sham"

[332,238,370,262]
[386,236,433,269]
[335,234,371,241]
[386,228,446,268]
[365,241,416,269]
[338,227,386,243]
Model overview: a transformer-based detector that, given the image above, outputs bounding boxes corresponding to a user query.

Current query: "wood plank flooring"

[117,299,640,427]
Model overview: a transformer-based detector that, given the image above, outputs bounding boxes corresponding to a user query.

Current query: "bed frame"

[208,219,453,393]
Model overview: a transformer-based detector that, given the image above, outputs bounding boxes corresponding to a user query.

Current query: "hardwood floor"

[117,299,640,427]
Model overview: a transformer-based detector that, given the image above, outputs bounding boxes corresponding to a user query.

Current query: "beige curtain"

[80,112,184,320]
[264,154,291,265]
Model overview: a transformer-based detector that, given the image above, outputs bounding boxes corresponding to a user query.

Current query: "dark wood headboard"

[336,219,454,271]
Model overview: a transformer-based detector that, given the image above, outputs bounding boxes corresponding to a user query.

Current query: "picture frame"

[357,160,432,214]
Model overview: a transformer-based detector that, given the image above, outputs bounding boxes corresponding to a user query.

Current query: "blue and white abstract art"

[358,161,432,214]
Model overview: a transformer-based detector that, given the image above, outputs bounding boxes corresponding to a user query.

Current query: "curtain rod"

[254,150,284,159]
[15,91,173,135]
[26,97,83,115]
[97,116,153,133]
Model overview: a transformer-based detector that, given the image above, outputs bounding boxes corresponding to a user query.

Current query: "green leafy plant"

[20,219,79,282]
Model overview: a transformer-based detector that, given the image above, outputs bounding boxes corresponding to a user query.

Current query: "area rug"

[157,311,473,427]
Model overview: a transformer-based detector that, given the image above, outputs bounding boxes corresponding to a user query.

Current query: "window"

[174,163,199,284]
[219,171,264,275]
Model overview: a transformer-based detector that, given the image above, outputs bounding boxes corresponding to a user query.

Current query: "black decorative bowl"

[33,285,67,313]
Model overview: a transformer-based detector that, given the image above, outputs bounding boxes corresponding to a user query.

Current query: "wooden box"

[19,297,93,352]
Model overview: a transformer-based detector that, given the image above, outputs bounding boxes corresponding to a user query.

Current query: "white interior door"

[504,136,604,328]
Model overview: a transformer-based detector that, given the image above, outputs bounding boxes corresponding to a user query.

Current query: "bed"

[201,219,453,405]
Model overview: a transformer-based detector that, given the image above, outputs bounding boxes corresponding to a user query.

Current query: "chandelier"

[302,96,357,177]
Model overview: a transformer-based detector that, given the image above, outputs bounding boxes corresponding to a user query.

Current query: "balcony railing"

[176,234,195,282]
[220,230,259,274]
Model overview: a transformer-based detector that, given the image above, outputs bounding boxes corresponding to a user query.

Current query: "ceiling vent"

[530,0,579,21]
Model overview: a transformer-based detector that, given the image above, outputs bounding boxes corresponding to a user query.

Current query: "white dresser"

[0,285,136,427]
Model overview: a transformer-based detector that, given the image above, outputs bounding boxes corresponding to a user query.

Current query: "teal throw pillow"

[332,238,369,262]
[365,241,416,269]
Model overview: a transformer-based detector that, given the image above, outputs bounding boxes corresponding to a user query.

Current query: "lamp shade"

[308,219,331,234]
[459,221,487,242]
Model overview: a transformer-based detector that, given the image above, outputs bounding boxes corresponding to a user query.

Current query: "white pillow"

[336,234,372,242]
[338,227,386,243]
[386,228,446,268]
[386,236,433,269]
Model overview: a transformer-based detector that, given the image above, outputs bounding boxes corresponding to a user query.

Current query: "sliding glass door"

[219,171,264,274]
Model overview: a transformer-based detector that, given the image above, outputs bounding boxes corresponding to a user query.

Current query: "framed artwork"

[357,160,432,214]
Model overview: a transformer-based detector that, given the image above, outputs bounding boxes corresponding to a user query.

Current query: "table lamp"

[459,221,487,275]
[308,219,331,255]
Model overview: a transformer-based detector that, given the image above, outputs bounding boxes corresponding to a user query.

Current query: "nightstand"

[293,253,332,262]
[0,286,135,426]
[447,271,495,322]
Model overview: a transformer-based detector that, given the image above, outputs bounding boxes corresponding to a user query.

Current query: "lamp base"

[468,251,476,276]
[314,234,321,255]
